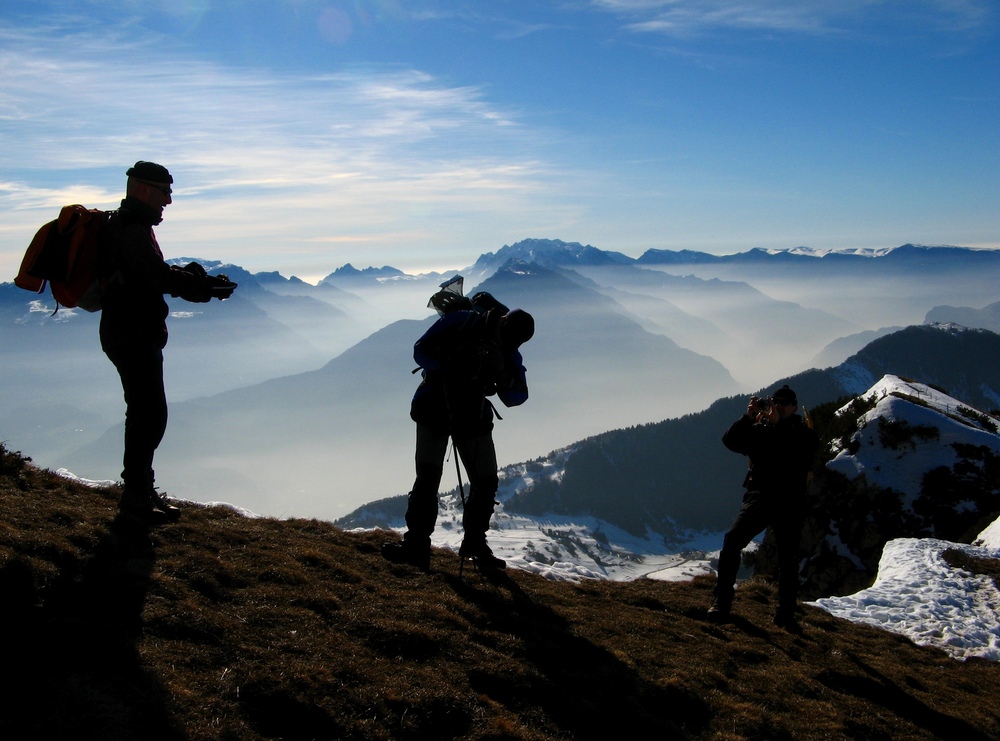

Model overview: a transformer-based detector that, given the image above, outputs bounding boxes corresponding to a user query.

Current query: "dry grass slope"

[2,443,999,741]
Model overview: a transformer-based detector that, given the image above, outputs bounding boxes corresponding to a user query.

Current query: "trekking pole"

[452,438,467,508]
[452,438,471,577]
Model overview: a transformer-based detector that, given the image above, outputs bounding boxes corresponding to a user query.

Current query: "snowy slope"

[810,533,1000,662]
[826,374,1000,501]
[811,375,1000,661]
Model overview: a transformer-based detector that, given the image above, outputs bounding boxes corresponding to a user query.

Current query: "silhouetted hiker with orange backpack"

[101,161,237,525]
[383,278,534,572]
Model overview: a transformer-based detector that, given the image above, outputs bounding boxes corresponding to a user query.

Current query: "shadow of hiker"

[443,567,711,740]
[702,611,773,641]
[817,651,997,741]
[0,513,185,741]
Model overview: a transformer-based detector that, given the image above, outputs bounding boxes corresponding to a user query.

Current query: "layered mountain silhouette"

[634,242,1000,332]
[52,261,739,519]
[925,300,1000,334]
[2,239,998,523]
[503,325,1000,535]
[341,325,1000,543]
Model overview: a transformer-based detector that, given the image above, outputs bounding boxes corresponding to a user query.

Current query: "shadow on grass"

[817,651,996,741]
[444,566,712,740]
[0,514,185,741]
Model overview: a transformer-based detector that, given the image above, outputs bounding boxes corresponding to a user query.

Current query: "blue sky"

[2,1,997,281]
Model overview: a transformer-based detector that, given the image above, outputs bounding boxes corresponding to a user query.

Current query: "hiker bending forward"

[384,295,534,571]
[101,161,236,525]
[710,385,818,630]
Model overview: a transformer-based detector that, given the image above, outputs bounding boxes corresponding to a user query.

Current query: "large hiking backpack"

[14,204,113,312]
[442,292,509,391]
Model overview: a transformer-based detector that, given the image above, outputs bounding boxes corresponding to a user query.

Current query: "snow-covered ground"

[809,530,1000,662]
[825,374,1000,502]
[388,484,728,583]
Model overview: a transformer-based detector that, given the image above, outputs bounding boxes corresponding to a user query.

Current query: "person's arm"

[496,349,528,407]
[413,311,468,371]
[118,225,214,301]
[722,413,755,455]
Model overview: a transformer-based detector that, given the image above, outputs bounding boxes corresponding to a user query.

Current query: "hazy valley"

[3,239,999,522]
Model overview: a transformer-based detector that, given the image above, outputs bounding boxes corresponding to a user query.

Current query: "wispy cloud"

[1,27,521,180]
[590,0,994,37]
[0,18,574,274]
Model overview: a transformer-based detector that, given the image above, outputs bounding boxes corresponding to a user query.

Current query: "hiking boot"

[148,487,181,522]
[381,540,431,571]
[459,539,506,571]
[118,488,171,526]
[706,595,732,622]
[773,610,802,634]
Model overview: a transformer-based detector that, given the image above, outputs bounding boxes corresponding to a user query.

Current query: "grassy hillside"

[2,443,999,741]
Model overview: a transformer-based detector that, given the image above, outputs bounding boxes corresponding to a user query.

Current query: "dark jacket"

[99,197,213,353]
[722,413,819,500]
[410,309,528,438]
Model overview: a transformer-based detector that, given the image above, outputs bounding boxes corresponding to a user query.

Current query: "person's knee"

[471,471,499,494]
[721,528,745,550]
[413,461,443,488]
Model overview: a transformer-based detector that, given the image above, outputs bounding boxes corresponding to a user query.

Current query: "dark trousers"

[404,423,499,545]
[106,345,167,492]
[715,490,803,615]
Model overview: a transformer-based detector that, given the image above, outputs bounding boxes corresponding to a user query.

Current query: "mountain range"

[2,239,998,522]
[339,324,1000,539]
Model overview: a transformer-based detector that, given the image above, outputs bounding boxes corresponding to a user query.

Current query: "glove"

[172,262,212,302]
[428,290,471,316]
[209,273,237,300]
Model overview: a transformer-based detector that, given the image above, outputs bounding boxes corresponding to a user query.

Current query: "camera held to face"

[750,396,774,423]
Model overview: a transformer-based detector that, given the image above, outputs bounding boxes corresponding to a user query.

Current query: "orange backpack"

[14,205,113,312]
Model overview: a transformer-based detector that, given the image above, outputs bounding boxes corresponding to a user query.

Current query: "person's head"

[126,161,173,219]
[771,384,798,419]
[500,309,534,349]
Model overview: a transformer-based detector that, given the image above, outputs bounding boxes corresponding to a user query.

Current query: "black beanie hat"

[772,385,797,405]
[502,309,534,347]
[126,161,173,184]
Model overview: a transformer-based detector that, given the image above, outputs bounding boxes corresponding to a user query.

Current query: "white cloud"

[0,19,576,275]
